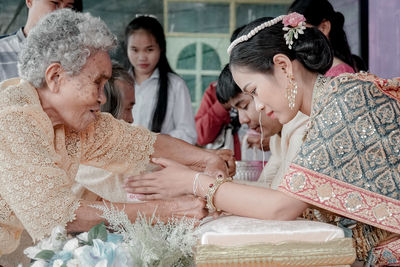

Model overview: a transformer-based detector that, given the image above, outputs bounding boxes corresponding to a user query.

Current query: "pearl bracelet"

[205,176,232,213]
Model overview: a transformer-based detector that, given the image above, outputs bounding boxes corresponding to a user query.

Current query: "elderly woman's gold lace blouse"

[0,78,157,255]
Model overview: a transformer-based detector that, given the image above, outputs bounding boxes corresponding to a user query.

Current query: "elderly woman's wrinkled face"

[56,50,111,131]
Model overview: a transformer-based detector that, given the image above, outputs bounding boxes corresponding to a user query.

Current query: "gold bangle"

[206,176,232,213]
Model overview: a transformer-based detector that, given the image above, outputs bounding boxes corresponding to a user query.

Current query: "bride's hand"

[124,158,196,200]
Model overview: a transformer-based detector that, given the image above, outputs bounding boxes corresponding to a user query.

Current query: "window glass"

[202,75,219,94]
[177,43,196,70]
[181,74,196,102]
[202,43,221,70]
[236,3,289,27]
[168,2,230,33]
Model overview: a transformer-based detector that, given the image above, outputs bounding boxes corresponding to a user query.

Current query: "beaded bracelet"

[205,176,232,213]
[192,172,201,195]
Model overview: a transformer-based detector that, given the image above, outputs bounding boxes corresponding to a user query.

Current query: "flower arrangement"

[24,203,199,267]
[282,12,306,49]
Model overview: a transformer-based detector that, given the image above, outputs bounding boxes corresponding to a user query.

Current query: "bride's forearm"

[195,174,308,220]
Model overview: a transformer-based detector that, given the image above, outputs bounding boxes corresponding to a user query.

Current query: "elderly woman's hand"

[211,149,236,177]
[155,195,208,221]
[186,152,230,178]
[124,158,197,200]
[201,149,236,177]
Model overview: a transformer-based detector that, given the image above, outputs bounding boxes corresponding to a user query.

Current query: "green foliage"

[34,250,55,260]
[87,222,108,245]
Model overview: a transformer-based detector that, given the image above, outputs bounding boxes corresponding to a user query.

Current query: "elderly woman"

[0,9,232,255]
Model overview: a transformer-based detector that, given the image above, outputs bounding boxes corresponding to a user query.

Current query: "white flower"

[95,259,108,267]
[113,245,134,267]
[77,232,88,242]
[24,246,42,259]
[74,240,118,266]
[39,225,67,250]
[31,260,47,267]
[66,259,80,267]
[63,238,79,251]
[36,239,53,250]
[73,246,86,259]
[53,259,64,267]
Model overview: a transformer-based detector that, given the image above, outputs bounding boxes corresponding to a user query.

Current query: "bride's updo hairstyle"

[229,16,333,75]
[289,0,355,70]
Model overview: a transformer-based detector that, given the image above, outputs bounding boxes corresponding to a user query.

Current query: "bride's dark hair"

[230,16,333,75]
[288,0,356,71]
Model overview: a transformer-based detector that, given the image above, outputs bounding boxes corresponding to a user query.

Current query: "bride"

[125,14,400,265]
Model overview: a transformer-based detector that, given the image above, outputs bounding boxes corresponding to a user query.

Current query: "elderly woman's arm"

[80,113,234,178]
[152,134,234,176]
[67,196,206,233]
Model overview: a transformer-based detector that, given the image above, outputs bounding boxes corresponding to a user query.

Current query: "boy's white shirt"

[236,112,309,189]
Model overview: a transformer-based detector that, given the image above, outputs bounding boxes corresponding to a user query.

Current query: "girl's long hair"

[125,16,174,132]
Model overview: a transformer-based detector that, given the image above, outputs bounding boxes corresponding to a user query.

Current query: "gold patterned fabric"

[196,238,355,266]
[279,73,400,265]
[0,78,156,255]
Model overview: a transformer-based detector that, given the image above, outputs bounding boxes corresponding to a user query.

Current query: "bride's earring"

[285,73,298,110]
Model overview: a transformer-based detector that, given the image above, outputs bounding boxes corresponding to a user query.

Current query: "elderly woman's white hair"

[18,9,117,88]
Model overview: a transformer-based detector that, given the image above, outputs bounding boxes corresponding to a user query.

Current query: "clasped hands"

[123,149,235,201]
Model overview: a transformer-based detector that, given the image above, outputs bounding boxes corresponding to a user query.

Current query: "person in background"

[196,80,242,160]
[195,26,245,159]
[125,15,197,144]
[100,62,135,123]
[288,0,356,76]
[352,54,368,72]
[216,64,308,189]
[0,0,81,82]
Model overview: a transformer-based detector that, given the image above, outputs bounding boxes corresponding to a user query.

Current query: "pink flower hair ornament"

[282,12,306,49]
[226,12,307,55]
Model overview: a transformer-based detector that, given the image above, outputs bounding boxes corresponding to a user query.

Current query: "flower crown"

[227,12,306,54]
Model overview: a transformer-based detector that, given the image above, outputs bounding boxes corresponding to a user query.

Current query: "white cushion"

[198,215,344,246]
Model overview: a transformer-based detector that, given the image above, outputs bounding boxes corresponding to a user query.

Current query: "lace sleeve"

[0,109,80,242]
[80,113,157,176]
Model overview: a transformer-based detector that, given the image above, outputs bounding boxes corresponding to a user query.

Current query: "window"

[176,43,221,108]
[165,0,292,111]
